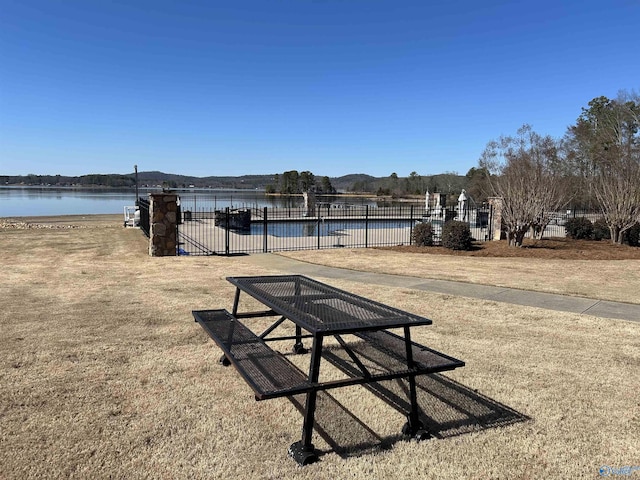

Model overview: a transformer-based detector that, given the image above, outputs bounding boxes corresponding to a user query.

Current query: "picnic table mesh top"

[227,275,433,334]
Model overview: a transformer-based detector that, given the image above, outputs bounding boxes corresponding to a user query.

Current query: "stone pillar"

[149,192,178,256]
[488,197,504,241]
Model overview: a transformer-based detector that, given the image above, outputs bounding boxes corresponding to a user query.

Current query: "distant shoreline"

[0,185,266,192]
[0,213,122,223]
[1,185,426,203]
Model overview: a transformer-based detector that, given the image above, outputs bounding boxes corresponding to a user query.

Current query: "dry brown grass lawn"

[1,216,639,479]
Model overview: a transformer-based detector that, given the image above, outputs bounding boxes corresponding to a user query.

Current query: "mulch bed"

[378,237,640,260]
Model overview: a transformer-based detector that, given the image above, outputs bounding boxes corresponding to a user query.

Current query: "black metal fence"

[176,202,494,256]
[534,209,603,238]
[136,195,604,256]
[137,197,150,237]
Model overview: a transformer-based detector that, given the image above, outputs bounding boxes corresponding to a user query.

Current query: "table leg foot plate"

[292,343,308,355]
[402,421,431,441]
[288,441,317,465]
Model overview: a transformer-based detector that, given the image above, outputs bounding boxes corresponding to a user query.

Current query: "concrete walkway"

[238,253,640,323]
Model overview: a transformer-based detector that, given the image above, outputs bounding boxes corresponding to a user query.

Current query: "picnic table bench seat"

[340,329,464,376]
[193,309,464,401]
[193,309,313,400]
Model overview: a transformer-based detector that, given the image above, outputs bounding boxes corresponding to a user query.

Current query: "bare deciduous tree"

[480,125,569,246]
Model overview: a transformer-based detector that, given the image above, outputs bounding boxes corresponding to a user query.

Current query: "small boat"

[214,208,251,231]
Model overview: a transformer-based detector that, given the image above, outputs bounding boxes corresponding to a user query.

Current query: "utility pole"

[134,165,139,206]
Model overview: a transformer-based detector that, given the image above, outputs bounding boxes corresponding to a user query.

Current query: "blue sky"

[1,0,638,178]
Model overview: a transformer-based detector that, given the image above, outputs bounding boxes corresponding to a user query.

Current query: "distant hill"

[1,171,385,192]
[1,171,467,197]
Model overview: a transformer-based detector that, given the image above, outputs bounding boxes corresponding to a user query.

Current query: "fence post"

[365,205,369,248]
[225,207,230,256]
[409,205,414,245]
[317,205,321,250]
[263,207,268,253]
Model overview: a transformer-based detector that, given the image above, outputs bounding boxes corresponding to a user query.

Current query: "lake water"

[247,219,415,238]
[0,187,378,218]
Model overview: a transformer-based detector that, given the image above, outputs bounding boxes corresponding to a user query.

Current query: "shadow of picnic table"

[288,369,530,459]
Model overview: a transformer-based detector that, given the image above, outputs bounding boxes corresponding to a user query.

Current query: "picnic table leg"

[291,277,307,354]
[289,335,323,465]
[231,287,241,316]
[401,327,430,440]
[219,288,242,366]
[292,325,308,354]
[401,374,429,439]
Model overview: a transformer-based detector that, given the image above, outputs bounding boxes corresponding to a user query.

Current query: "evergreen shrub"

[592,218,611,241]
[412,222,434,247]
[442,221,473,250]
[625,223,640,247]
[565,217,593,240]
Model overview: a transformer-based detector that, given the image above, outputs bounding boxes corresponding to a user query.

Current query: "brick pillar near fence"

[487,197,504,241]
[149,192,178,256]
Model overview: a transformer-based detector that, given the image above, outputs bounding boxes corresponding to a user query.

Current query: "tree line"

[0,173,137,188]
[351,171,467,200]
[266,171,336,195]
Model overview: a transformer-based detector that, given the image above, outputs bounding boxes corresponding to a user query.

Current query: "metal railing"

[139,196,605,256]
[137,197,150,237]
[176,204,495,256]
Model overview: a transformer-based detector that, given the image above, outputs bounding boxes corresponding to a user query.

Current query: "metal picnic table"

[193,274,465,465]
